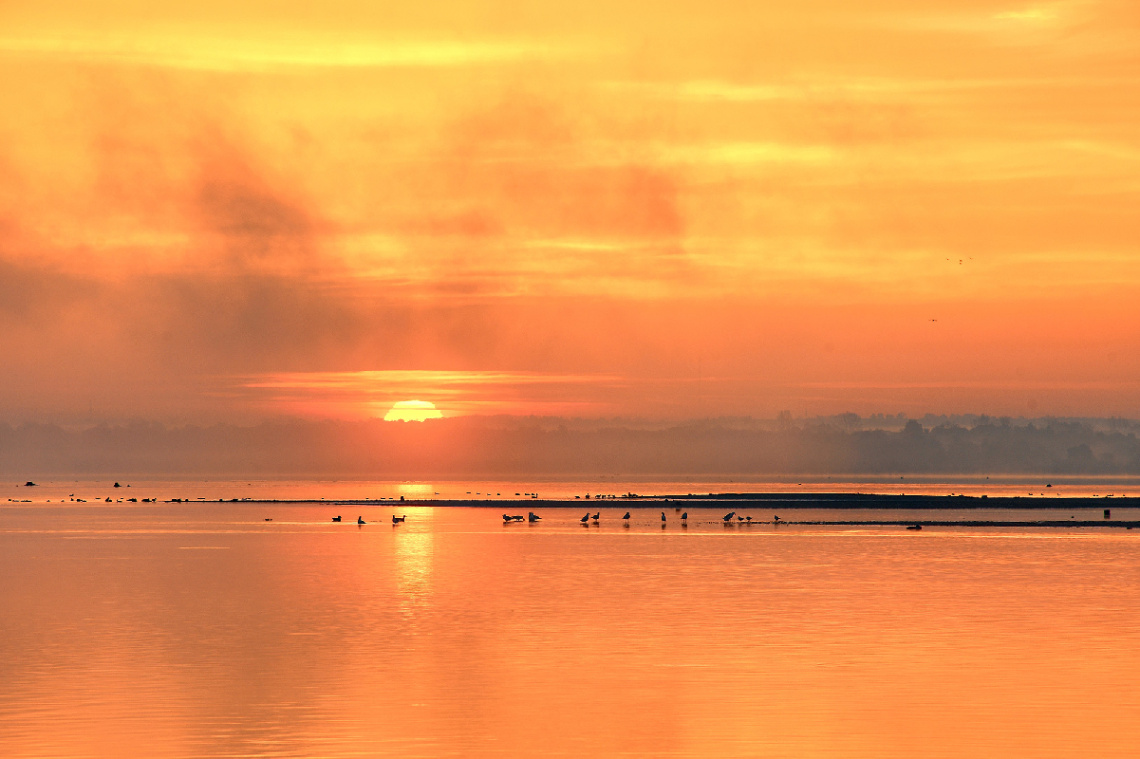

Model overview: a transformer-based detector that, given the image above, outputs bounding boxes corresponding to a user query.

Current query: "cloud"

[241,369,627,417]
[661,141,836,165]
[0,35,569,72]
[0,247,95,325]
[192,153,318,272]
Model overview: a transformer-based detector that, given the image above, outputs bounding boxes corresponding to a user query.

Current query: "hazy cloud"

[0,36,571,72]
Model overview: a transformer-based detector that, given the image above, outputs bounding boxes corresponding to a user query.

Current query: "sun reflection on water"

[393,519,434,612]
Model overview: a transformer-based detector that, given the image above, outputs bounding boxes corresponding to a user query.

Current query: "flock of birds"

[331,514,406,525]
[502,510,781,525]
[329,510,787,527]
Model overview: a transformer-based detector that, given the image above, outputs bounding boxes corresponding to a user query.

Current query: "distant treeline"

[2,415,1139,477]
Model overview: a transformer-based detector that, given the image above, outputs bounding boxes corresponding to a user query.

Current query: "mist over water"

[3,493,1140,758]
[5,417,1140,479]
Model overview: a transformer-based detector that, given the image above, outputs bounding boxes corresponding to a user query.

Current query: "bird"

[661,511,667,522]
[392,515,406,524]
[332,515,342,522]
[622,512,631,520]
[773,515,780,523]
[528,512,541,522]
[722,511,736,522]
[357,516,366,525]
[580,512,590,523]
[591,512,600,522]
[745,515,752,522]
[681,512,687,520]
[737,515,745,521]
[503,514,514,522]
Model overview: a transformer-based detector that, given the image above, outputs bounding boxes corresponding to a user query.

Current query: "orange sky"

[1,0,1138,422]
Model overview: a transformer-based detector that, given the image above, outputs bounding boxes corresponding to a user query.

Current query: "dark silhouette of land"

[2,414,1139,478]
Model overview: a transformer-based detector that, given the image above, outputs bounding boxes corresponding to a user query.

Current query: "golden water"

[2,500,1139,757]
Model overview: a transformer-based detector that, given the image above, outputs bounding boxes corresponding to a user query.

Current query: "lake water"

[7,474,1140,503]
[3,485,1140,757]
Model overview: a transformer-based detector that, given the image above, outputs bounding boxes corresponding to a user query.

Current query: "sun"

[383,400,444,422]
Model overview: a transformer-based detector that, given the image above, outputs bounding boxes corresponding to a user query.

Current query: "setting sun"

[383,400,443,422]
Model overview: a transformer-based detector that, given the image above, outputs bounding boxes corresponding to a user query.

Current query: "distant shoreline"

[772,520,1138,528]
[354,493,1128,508]
[154,492,1132,509]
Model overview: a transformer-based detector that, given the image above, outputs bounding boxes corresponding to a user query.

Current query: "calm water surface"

[6,474,1140,503]
[2,498,1139,758]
